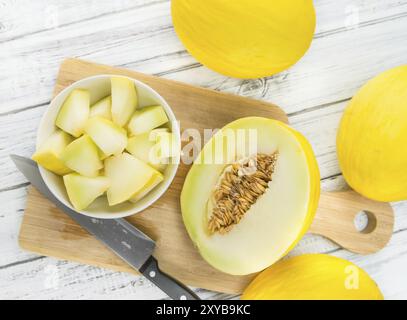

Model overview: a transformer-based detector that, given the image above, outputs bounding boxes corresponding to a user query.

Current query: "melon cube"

[155,131,179,159]
[55,89,90,137]
[90,96,112,120]
[104,153,160,206]
[85,117,127,157]
[130,172,164,203]
[126,128,169,171]
[111,77,138,126]
[128,106,169,135]
[63,173,110,211]
[61,135,103,177]
[32,130,74,175]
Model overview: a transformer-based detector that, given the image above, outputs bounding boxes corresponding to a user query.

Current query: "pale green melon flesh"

[105,153,160,206]
[61,135,103,177]
[90,96,112,120]
[111,77,138,126]
[181,117,314,275]
[129,172,164,202]
[126,128,169,172]
[63,173,110,210]
[85,117,127,157]
[55,89,90,137]
[128,106,169,135]
[32,130,74,175]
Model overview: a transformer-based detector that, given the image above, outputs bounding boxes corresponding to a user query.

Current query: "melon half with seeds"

[181,117,320,275]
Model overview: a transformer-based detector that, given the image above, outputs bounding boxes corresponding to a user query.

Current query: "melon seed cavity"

[208,152,278,235]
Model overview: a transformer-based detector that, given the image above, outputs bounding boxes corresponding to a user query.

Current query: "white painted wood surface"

[1,0,407,299]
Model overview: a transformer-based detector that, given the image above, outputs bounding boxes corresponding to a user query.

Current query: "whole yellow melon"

[241,254,383,300]
[337,65,407,202]
[171,0,316,79]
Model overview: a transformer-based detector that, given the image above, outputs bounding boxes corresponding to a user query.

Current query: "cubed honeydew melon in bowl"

[85,117,127,157]
[32,130,74,175]
[90,95,112,120]
[128,105,169,135]
[181,117,320,275]
[35,74,180,219]
[111,77,138,126]
[63,173,110,211]
[61,134,103,177]
[55,89,90,137]
[105,152,162,206]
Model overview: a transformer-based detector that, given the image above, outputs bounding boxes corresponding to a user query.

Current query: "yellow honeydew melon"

[337,65,407,202]
[105,153,161,206]
[129,172,164,203]
[85,117,127,157]
[241,254,383,300]
[111,77,138,127]
[90,96,112,120]
[126,128,169,172]
[128,106,169,135]
[181,117,320,275]
[61,135,103,177]
[63,173,110,211]
[55,89,90,137]
[171,0,316,79]
[32,130,74,175]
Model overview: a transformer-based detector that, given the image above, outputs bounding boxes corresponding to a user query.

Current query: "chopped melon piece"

[126,128,169,171]
[85,117,127,157]
[63,173,110,211]
[90,96,112,120]
[55,89,90,137]
[126,128,169,162]
[129,172,164,203]
[105,153,160,206]
[61,135,103,177]
[155,131,180,159]
[128,106,169,135]
[32,130,74,175]
[111,77,138,126]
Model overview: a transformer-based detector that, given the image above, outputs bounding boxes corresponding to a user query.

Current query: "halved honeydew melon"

[32,130,74,175]
[111,77,138,127]
[105,152,160,206]
[63,173,110,211]
[84,117,127,157]
[61,135,103,177]
[126,128,169,172]
[128,106,169,135]
[129,171,164,203]
[181,117,320,275]
[90,96,112,120]
[55,89,90,137]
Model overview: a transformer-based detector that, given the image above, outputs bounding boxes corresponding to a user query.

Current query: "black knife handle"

[140,256,200,300]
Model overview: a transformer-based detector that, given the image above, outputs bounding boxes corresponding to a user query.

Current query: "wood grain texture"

[1,0,407,300]
[310,191,394,254]
[18,59,393,294]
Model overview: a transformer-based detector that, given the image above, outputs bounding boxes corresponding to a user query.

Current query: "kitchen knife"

[11,155,200,300]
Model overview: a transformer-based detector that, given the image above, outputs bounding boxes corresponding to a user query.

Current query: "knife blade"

[11,155,199,300]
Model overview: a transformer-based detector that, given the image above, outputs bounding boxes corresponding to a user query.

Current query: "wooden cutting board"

[18,59,394,294]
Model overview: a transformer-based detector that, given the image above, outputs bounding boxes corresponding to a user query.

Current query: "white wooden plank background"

[1,0,407,299]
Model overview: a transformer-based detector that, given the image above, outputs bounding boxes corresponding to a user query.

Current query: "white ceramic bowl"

[36,75,180,219]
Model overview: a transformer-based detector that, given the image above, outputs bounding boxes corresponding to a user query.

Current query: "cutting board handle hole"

[354,210,377,234]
